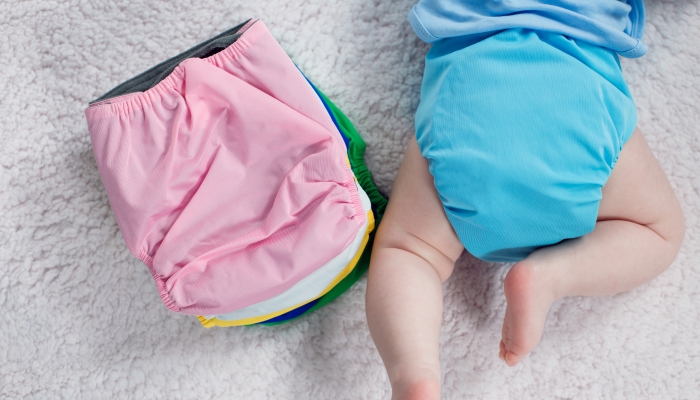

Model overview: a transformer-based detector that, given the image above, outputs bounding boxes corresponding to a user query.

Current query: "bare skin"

[366,129,685,399]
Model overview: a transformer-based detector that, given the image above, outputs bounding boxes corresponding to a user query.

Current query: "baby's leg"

[499,128,686,366]
[366,136,464,400]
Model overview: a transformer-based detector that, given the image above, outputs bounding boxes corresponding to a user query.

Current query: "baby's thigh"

[597,128,685,244]
[374,136,464,281]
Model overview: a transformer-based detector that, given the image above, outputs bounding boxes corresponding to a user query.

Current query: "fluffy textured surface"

[1,0,698,398]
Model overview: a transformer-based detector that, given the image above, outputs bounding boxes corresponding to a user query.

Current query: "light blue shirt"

[409,0,646,57]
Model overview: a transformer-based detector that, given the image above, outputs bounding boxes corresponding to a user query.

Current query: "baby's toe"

[504,351,521,366]
[503,340,530,366]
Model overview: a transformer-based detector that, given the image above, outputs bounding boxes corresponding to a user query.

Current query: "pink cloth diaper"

[200,180,374,327]
[85,21,366,316]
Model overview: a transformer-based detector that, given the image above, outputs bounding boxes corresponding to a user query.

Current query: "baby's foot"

[392,378,440,400]
[499,259,558,366]
[390,367,441,400]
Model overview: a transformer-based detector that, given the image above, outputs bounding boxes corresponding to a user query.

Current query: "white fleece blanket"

[1,0,699,398]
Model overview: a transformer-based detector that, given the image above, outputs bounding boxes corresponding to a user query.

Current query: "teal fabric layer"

[416,29,637,262]
[409,0,646,58]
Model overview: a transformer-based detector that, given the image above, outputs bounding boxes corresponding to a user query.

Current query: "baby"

[365,1,685,399]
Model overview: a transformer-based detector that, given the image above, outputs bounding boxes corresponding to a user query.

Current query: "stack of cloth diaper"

[85,19,387,327]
